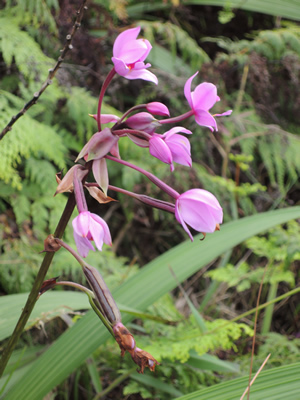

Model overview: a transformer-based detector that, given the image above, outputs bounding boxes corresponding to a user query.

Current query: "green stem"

[261,282,278,334]
[0,194,76,377]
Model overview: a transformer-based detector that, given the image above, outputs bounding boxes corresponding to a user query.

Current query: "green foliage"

[139,20,210,72]
[211,24,300,63]
[0,16,54,80]
[142,316,252,363]
[5,0,59,33]
[206,263,294,292]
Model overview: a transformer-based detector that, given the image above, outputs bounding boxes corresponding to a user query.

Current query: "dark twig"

[0,0,88,141]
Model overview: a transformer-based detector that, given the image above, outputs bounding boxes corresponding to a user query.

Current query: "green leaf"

[0,292,90,341]
[186,352,239,373]
[5,207,300,399]
[175,362,300,399]
[131,372,183,397]
[127,1,300,21]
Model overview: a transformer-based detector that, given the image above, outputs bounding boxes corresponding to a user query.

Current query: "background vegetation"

[0,0,300,399]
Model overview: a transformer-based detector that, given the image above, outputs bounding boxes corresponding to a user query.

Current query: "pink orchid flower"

[149,127,192,171]
[175,189,223,240]
[184,72,232,131]
[112,27,158,84]
[72,211,112,258]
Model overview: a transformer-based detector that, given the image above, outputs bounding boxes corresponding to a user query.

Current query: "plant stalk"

[0,194,76,377]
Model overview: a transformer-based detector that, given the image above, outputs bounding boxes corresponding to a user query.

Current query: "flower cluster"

[51,26,233,373]
[56,26,231,259]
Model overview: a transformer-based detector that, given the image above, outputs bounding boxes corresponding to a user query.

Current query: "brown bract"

[42,234,61,253]
[38,276,59,297]
[131,348,160,374]
[113,323,136,357]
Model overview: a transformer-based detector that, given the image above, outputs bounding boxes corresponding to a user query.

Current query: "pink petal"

[87,128,119,161]
[126,112,156,131]
[192,82,218,111]
[118,39,151,64]
[112,57,130,77]
[91,213,112,246]
[163,126,192,139]
[89,217,104,251]
[73,212,90,237]
[127,133,149,148]
[184,72,198,109]
[178,200,217,232]
[110,140,121,159]
[181,189,223,215]
[175,204,194,241]
[92,158,109,196]
[146,102,170,116]
[74,231,95,258]
[165,135,192,167]
[194,109,218,131]
[99,114,120,124]
[214,110,233,117]
[149,135,173,165]
[113,27,140,58]
[125,68,158,84]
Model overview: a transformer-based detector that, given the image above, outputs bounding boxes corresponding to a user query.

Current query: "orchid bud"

[146,102,170,116]
[89,114,120,124]
[125,112,160,133]
[83,265,121,325]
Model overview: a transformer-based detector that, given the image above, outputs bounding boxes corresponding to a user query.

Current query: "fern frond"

[0,95,66,189]
[5,0,59,33]
[0,17,54,81]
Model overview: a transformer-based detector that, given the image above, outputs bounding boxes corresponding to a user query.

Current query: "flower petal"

[193,82,218,111]
[194,109,218,131]
[87,128,119,161]
[113,27,140,58]
[111,57,130,77]
[125,68,158,84]
[184,72,198,109]
[175,203,194,241]
[73,231,95,258]
[91,213,112,246]
[213,110,233,117]
[92,158,109,196]
[149,135,173,165]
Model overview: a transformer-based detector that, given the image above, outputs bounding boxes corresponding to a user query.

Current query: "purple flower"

[175,189,223,240]
[184,72,232,131]
[72,211,112,257]
[149,127,192,171]
[112,27,158,84]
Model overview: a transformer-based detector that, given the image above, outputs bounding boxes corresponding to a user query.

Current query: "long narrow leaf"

[5,207,300,399]
[127,1,300,21]
[175,362,300,399]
